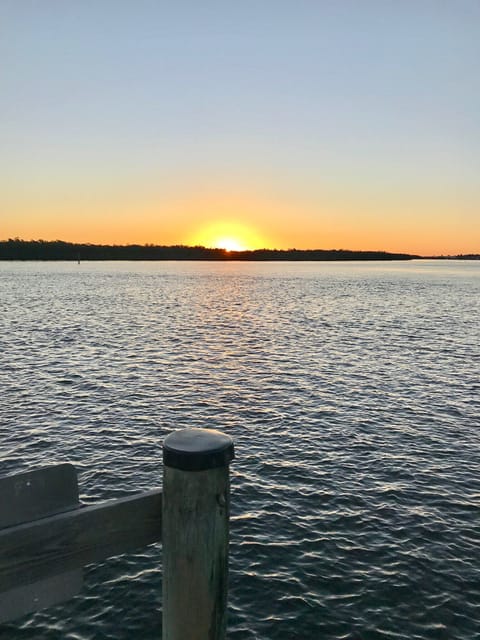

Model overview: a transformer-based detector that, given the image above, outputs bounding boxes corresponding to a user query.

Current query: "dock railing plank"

[0,489,162,593]
[0,570,83,624]
[0,428,233,633]
[0,463,79,528]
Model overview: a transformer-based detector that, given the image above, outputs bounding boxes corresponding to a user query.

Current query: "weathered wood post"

[162,428,234,640]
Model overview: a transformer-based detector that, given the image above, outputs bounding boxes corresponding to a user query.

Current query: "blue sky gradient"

[1,1,479,253]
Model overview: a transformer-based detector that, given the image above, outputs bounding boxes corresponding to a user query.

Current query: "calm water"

[0,260,479,639]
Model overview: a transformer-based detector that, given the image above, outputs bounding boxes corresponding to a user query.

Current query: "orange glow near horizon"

[1,4,478,259]
[188,220,267,251]
[216,238,246,252]
[1,184,478,256]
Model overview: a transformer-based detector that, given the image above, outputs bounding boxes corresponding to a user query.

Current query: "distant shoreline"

[0,239,478,261]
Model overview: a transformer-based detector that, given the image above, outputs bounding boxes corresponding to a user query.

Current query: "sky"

[1,1,479,255]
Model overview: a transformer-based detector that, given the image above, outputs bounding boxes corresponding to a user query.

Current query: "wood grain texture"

[0,464,79,528]
[0,489,162,593]
[0,570,83,624]
[162,467,229,640]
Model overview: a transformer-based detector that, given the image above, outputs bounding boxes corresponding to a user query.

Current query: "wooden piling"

[162,428,234,640]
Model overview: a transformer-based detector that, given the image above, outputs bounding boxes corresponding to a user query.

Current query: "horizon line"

[1,238,479,259]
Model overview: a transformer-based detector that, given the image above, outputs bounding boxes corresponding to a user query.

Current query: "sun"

[189,221,264,252]
[215,237,246,252]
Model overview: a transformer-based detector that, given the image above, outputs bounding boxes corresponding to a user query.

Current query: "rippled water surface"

[1,260,479,639]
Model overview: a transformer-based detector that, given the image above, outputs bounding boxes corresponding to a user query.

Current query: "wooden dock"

[0,428,234,640]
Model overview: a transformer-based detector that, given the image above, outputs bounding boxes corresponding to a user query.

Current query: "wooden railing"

[0,428,234,640]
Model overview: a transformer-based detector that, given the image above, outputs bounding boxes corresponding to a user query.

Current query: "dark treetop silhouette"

[0,239,420,261]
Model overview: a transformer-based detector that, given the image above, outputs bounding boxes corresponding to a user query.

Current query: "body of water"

[0,260,479,639]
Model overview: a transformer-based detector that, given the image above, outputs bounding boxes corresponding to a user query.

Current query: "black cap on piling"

[163,428,235,471]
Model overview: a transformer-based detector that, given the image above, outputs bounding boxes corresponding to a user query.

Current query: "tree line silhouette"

[0,239,422,261]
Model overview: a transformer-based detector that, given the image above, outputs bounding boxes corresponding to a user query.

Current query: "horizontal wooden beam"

[0,570,83,624]
[0,463,79,528]
[0,489,162,593]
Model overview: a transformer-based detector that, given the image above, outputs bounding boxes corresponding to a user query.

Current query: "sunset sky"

[1,2,479,255]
